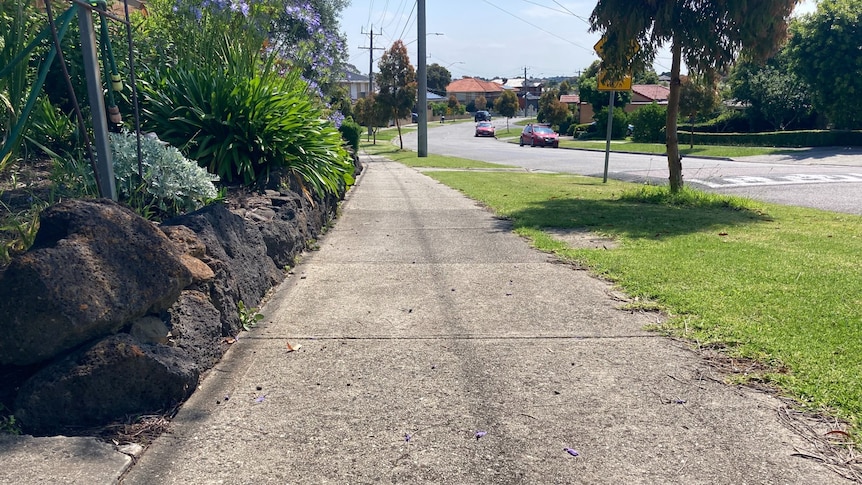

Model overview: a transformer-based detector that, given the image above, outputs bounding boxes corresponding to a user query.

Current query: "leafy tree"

[475,95,487,111]
[727,55,812,131]
[559,80,572,95]
[590,0,798,191]
[679,73,720,147]
[634,70,660,85]
[494,90,519,132]
[376,40,416,149]
[787,0,862,129]
[353,94,389,144]
[537,89,569,129]
[447,95,460,115]
[427,63,452,94]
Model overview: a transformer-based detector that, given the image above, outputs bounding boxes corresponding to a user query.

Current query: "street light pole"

[418,0,428,157]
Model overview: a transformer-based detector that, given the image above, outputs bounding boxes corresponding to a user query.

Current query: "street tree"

[353,94,389,144]
[427,63,452,94]
[475,95,487,111]
[787,0,862,129]
[376,40,417,149]
[590,0,798,192]
[447,95,460,114]
[494,90,519,132]
[537,89,570,129]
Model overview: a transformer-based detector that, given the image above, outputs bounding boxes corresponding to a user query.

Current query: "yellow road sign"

[594,36,640,60]
[597,69,632,91]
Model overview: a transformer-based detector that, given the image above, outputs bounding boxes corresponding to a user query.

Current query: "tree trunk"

[396,116,403,150]
[666,40,683,192]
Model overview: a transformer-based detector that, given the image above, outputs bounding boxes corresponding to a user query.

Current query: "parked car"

[519,124,559,148]
[474,110,491,122]
[475,121,496,137]
[411,112,418,123]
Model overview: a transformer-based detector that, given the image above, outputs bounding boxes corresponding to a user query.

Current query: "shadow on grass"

[508,193,772,239]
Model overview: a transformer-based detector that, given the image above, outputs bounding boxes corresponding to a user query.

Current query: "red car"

[519,124,559,148]
[475,121,496,137]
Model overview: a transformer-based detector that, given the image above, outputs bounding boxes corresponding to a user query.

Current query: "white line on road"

[688,173,862,188]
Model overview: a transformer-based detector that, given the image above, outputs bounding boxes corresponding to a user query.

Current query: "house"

[573,84,671,123]
[631,84,670,105]
[338,71,372,101]
[445,77,504,107]
[491,77,543,97]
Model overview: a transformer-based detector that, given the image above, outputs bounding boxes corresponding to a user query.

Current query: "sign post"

[593,35,638,183]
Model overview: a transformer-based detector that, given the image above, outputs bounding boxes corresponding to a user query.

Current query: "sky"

[339,0,819,81]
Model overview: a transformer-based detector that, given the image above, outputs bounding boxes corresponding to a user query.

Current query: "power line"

[551,0,591,24]
[518,0,568,14]
[479,0,592,53]
[396,0,418,45]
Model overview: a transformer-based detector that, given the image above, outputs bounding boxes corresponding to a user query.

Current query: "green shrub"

[109,131,220,219]
[141,45,353,195]
[676,129,862,147]
[24,97,77,157]
[339,119,361,153]
[629,102,667,143]
[592,106,628,139]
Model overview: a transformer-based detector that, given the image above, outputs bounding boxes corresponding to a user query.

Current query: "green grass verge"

[423,169,862,434]
[558,139,798,158]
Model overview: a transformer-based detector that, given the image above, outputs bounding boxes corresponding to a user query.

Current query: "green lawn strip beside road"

[360,133,509,169]
[421,168,862,437]
[557,139,794,158]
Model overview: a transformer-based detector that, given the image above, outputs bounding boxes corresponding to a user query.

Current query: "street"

[400,119,862,215]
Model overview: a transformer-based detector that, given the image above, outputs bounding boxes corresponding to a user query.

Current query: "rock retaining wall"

[0,175,346,435]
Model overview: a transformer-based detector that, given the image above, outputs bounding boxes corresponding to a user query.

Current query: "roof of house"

[446,77,504,94]
[632,84,670,102]
[341,71,370,83]
[560,94,580,104]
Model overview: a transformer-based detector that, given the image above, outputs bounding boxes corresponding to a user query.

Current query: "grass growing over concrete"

[424,169,862,433]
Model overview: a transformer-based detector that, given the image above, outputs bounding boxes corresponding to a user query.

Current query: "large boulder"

[0,199,193,366]
[167,290,226,372]
[163,204,282,336]
[14,333,198,435]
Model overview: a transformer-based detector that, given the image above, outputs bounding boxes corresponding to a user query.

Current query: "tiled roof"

[560,94,580,104]
[632,84,670,102]
[446,77,504,94]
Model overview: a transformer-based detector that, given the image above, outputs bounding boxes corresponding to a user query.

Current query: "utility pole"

[359,26,383,139]
[359,26,383,96]
[418,0,428,157]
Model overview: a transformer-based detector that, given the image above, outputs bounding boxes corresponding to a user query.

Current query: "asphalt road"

[400,119,862,215]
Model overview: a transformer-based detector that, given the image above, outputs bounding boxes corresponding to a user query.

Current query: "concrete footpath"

[2,154,856,483]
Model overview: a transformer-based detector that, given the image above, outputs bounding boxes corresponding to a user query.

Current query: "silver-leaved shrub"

[109,131,220,219]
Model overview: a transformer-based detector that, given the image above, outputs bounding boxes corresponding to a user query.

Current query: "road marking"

[688,173,862,188]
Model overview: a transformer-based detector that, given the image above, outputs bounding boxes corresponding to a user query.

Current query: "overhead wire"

[479,0,592,53]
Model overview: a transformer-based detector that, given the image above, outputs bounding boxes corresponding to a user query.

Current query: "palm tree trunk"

[666,40,683,192]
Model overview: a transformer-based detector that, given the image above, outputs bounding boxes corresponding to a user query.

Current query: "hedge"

[677,130,862,147]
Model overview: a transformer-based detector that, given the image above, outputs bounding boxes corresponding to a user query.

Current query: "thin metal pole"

[417,0,428,157]
[602,90,615,183]
[78,7,117,200]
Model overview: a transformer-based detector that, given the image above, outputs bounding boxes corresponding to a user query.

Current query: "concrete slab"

[0,434,131,484]
[120,158,855,484]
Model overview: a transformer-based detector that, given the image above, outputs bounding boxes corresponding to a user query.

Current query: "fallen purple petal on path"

[405,434,411,442]
[254,395,266,403]
[564,448,579,457]
[475,431,487,440]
